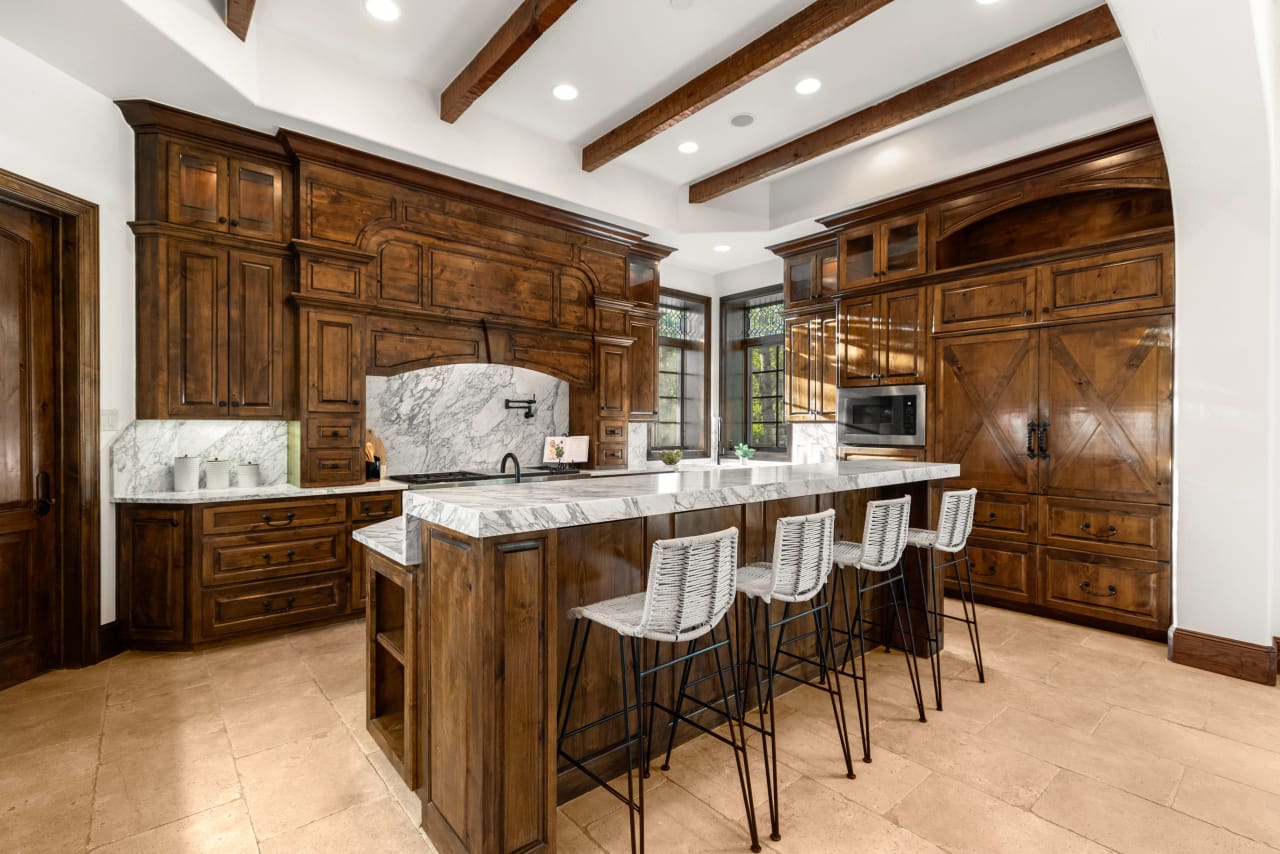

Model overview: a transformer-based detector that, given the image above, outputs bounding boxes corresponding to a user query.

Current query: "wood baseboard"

[1170,628,1277,686]
[97,621,123,663]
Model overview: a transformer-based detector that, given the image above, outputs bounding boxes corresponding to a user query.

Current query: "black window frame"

[719,286,789,460]
[648,289,711,459]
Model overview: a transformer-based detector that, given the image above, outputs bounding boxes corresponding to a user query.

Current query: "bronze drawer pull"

[1079,580,1118,597]
[973,563,998,578]
[985,512,998,522]
[262,511,296,527]
[365,503,393,517]
[1079,522,1119,539]
[326,429,346,438]
[261,595,296,614]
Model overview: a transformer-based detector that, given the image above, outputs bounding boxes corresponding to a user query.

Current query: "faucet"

[500,452,521,483]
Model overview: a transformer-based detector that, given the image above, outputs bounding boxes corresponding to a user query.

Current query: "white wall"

[1109,1,1279,646]
[0,36,136,624]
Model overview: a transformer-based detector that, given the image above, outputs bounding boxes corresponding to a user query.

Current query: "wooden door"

[227,158,284,242]
[167,143,229,231]
[0,200,59,687]
[838,294,878,387]
[880,213,927,282]
[880,287,927,384]
[597,342,629,417]
[816,247,839,300]
[306,310,364,413]
[227,250,284,416]
[785,314,814,420]
[118,507,186,644]
[784,254,814,305]
[839,224,877,290]
[167,241,228,416]
[626,313,658,421]
[933,329,1039,493]
[814,316,839,421]
[1039,315,1173,503]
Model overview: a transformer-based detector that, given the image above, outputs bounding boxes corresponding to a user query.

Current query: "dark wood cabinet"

[626,311,658,421]
[839,213,926,290]
[836,287,926,387]
[305,309,365,413]
[366,549,418,787]
[350,492,403,614]
[162,241,285,418]
[785,310,837,422]
[784,244,838,307]
[117,507,187,644]
[166,142,284,242]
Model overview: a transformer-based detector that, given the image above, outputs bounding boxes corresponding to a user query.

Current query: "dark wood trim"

[629,239,678,261]
[582,0,896,171]
[116,100,288,160]
[1170,628,1278,686]
[689,5,1121,203]
[98,621,123,661]
[277,129,649,247]
[224,0,257,41]
[440,0,580,123]
[0,167,101,669]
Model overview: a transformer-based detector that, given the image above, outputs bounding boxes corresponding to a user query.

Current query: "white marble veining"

[352,514,422,566]
[112,480,407,505]
[627,422,649,469]
[110,420,287,497]
[791,422,839,464]
[404,460,960,539]
[365,364,568,476]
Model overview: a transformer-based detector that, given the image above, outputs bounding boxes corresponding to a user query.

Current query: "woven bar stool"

[556,527,760,854]
[728,508,856,843]
[832,495,927,763]
[907,488,983,711]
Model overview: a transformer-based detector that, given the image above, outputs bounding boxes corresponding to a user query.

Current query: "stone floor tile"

[0,736,97,853]
[761,775,943,853]
[204,634,313,702]
[1204,698,1280,753]
[287,618,364,656]
[332,689,379,754]
[979,707,1184,804]
[582,776,761,854]
[0,685,105,759]
[100,683,224,763]
[106,650,211,706]
[298,644,365,701]
[0,660,109,703]
[557,812,608,854]
[367,744,423,825]
[890,773,1107,854]
[236,726,386,840]
[1034,769,1271,854]
[258,796,430,853]
[1047,660,1212,729]
[90,728,241,847]
[220,681,341,758]
[89,799,258,854]
[1173,767,1280,848]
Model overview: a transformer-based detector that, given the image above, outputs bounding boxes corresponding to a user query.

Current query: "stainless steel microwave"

[837,384,926,447]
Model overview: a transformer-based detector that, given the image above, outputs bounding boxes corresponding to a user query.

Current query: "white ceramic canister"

[174,455,200,492]
[205,458,231,490]
[234,462,260,489]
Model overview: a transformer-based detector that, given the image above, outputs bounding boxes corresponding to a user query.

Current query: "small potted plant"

[733,443,755,464]
[659,449,682,467]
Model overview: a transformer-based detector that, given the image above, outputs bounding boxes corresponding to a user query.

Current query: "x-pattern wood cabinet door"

[933,329,1038,493]
[1038,316,1173,503]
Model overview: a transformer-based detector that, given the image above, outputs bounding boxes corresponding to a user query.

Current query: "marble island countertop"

[353,515,422,566]
[403,460,960,539]
[111,480,409,504]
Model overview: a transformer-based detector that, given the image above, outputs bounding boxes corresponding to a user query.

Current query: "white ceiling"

[0,0,1151,276]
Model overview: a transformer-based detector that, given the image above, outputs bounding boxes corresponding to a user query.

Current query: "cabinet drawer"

[596,307,628,335]
[353,492,402,523]
[597,420,628,443]
[202,525,347,587]
[970,491,1036,542]
[951,538,1034,605]
[595,442,627,469]
[305,450,365,486]
[932,269,1037,334]
[1041,244,1173,321]
[200,573,346,639]
[307,418,362,449]
[1041,497,1170,560]
[202,497,347,535]
[1041,548,1170,630]
[302,257,364,301]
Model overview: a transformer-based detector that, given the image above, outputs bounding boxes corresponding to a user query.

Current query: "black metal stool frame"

[910,543,986,712]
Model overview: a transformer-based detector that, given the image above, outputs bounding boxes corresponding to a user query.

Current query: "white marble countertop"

[404,460,960,539]
[352,515,422,566]
[111,480,408,505]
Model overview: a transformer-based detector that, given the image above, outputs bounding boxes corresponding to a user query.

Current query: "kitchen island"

[365,460,959,854]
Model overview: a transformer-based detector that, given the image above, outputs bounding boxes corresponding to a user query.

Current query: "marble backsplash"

[627,422,649,469]
[791,422,839,464]
[365,364,569,475]
[111,420,288,496]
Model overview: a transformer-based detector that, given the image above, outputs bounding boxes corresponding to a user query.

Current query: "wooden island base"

[410,484,925,854]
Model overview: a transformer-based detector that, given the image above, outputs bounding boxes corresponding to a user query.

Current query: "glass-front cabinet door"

[882,213,927,282]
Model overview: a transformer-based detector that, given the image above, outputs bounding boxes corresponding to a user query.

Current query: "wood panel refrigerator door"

[880,287,927,384]
[1038,316,1173,503]
[815,316,839,421]
[227,250,284,417]
[785,315,814,420]
[167,242,228,417]
[0,201,58,688]
[934,329,1039,493]
[837,294,878,387]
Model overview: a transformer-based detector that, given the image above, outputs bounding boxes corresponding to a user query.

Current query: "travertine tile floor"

[3,603,1280,853]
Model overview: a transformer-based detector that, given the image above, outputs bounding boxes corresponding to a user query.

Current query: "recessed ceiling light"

[730,113,755,128]
[364,0,401,22]
[677,141,699,154]
[713,244,732,253]
[552,84,579,101]
[670,0,695,8]
[795,77,822,95]
[976,0,1000,4]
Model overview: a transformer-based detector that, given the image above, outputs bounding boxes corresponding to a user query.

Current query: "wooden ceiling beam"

[440,0,580,124]
[224,0,257,41]
[581,0,896,172]
[689,5,1121,203]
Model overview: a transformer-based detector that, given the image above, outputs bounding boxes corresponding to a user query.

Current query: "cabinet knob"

[217,216,227,224]
[230,400,241,408]
[351,398,361,405]
[229,219,239,227]
[218,401,227,407]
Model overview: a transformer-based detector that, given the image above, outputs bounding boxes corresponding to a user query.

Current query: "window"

[649,290,710,456]
[721,288,788,458]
